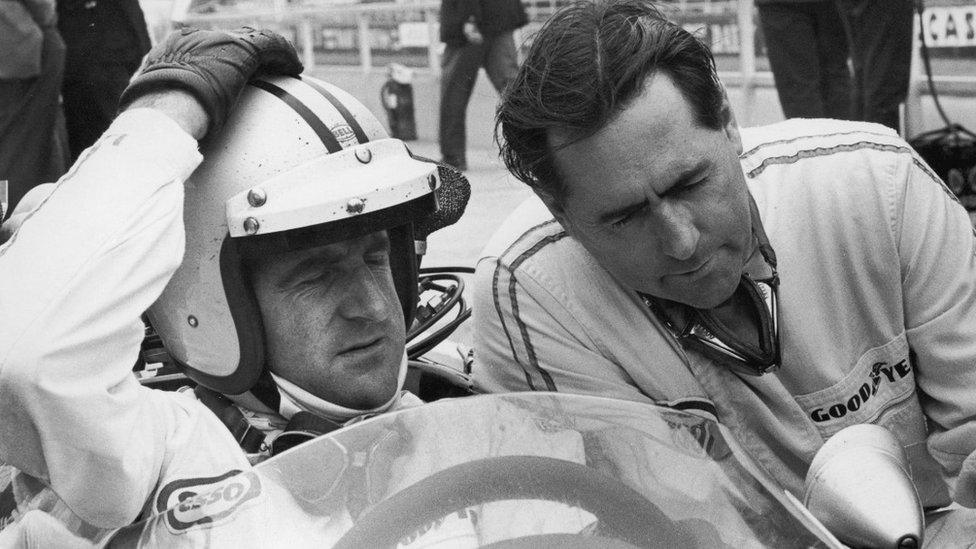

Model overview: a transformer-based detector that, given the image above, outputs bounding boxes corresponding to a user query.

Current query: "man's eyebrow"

[275,256,324,288]
[276,246,346,287]
[595,160,710,224]
[597,199,648,224]
[665,160,710,193]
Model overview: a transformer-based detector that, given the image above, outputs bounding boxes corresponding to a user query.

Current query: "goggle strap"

[641,273,781,376]
[693,275,779,368]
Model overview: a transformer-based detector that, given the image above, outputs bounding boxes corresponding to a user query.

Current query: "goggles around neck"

[642,198,781,377]
[642,268,780,376]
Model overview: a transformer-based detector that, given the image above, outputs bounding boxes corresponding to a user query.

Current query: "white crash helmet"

[148,75,449,408]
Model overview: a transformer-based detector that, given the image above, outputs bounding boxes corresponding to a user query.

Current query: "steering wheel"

[332,455,690,548]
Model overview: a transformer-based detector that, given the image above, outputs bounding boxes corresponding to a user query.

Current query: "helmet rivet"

[247,187,267,207]
[346,198,366,214]
[355,148,372,164]
[187,315,198,328]
[243,217,260,235]
[427,173,437,190]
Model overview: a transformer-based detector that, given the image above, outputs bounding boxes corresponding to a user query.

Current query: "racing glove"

[118,27,303,140]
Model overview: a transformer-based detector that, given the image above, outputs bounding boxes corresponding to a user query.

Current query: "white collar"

[270,352,408,423]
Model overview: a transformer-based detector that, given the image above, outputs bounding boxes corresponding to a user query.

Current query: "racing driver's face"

[545,72,754,309]
[248,231,405,409]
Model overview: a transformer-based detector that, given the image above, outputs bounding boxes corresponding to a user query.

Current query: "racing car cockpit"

[106,392,847,548]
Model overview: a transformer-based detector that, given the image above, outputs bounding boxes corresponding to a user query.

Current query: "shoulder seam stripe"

[497,219,561,264]
[911,157,962,207]
[492,255,536,390]
[740,129,896,161]
[905,159,973,242]
[300,76,369,144]
[747,140,969,234]
[250,80,343,153]
[506,232,568,392]
[747,141,913,178]
[745,139,959,207]
[491,219,561,392]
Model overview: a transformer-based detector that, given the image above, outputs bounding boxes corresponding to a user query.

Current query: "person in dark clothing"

[57,0,150,160]
[0,0,68,213]
[438,0,527,171]
[756,0,851,120]
[833,0,913,131]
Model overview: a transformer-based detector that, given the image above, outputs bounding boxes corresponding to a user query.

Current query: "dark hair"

[496,0,726,203]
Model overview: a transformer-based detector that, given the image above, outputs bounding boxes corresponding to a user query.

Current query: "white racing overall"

[473,119,976,542]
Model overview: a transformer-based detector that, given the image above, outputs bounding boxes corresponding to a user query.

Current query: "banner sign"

[922,5,976,47]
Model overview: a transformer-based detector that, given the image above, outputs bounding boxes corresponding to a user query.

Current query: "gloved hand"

[118,27,303,140]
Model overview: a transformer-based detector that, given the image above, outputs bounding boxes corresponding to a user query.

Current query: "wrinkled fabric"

[0,110,248,533]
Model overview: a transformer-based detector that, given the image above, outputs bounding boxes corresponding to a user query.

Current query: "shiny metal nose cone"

[803,424,924,549]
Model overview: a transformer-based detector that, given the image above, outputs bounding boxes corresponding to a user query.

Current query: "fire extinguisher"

[380,63,418,141]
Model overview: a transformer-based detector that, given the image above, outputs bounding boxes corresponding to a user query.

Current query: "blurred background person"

[834,0,914,131]
[0,0,68,213]
[57,0,150,161]
[756,0,851,120]
[438,0,527,172]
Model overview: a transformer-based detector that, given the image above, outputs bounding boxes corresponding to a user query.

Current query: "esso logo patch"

[157,470,263,534]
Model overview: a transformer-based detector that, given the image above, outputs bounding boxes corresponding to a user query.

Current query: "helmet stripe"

[249,80,343,153]
[300,76,369,144]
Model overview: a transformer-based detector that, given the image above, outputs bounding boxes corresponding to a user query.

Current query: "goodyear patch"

[156,470,262,534]
[806,358,913,423]
[794,338,917,438]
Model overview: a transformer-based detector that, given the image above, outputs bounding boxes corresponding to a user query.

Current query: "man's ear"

[719,84,743,155]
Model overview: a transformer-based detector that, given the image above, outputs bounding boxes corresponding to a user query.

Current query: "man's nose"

[341,265,392,322]
[656,203,699,261]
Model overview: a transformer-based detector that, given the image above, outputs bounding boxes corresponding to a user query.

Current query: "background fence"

[155,0,976,142]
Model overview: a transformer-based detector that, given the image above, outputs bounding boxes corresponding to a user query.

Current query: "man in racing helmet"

[0,27,466,543]
[140,36,474,449]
